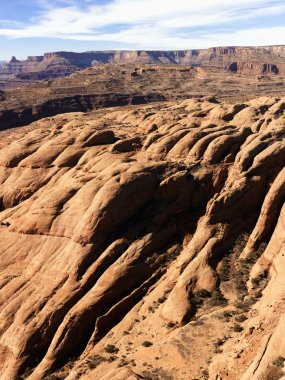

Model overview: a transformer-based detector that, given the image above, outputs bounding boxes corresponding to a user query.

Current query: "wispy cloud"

[0,0,284,48]
[0,20,24,27]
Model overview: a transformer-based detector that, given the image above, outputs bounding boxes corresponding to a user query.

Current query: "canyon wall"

[1,46,285,81]
[2,63,285,131]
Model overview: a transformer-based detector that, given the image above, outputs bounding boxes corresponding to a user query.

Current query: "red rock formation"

[0,96,284,379]
[1,46,285,81]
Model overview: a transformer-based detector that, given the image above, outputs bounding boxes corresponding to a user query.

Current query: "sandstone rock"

[2,46,285,83]
[0,96,284,380]
[2,62,285,131]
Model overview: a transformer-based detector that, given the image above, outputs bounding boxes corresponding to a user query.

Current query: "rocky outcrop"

[0,96,284,379]
[2,63,285,132]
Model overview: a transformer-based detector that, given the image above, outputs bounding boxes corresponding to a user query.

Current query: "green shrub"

[233,324,243,332]
[201,369,209,379]
[142,341,153,347]
[222,311,233,318]
[104,344,119,354]
[196,289,212,298]
[208,289,227,307]
[118,359,128,367]
[213,338,225,347]
[235,314,247,322]
[157,296,167,304]
[166,321,176,329]
[273,357,285,368]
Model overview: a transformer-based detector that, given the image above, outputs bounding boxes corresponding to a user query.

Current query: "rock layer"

[0,96,284,379]
[2,46,285,81]
[2,63,285,131]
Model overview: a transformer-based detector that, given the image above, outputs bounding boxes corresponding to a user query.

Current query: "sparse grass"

[50,354,107,379]
[222,311,233,318]
[247,242,268,265]
[215,310,236,320]
[193,289,212,308]
[43,375,63,380]
[251,270,269,291]
[235,314,247,322]
[218,236,269,321]
[196,289,212,299]
[219,234,250,294]
[142,369,173,380]
[234,275,248,293]
[201,369,209,379]
[234,301,249,311]
[85,355,107,369]
[194,287,227,313]
[208,289,227,307]
[212,335,229,354]
[235,297,256,312]
[220,255,231,282]
[206,357,212,365]
[107,356,117,363]
[253,289,263,299]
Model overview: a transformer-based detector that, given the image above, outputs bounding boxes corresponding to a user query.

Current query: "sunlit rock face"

[0,95,284,379]
[2,46,285,79]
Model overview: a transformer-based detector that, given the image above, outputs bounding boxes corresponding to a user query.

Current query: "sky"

[0,0,285,60]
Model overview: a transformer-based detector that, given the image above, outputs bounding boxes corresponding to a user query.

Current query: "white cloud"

[0,0,284,49]
[61,25,285,50]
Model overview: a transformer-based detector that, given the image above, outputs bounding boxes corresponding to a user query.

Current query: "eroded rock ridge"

[0,96,284,379]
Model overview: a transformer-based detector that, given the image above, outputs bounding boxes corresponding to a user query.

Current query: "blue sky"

[1,0,285,60]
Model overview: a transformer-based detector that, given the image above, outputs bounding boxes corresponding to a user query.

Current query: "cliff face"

[1,46,285,81]
[0,54,78,79]
[228,62,280,74]
[268,45,285,57]
[0,96,284,380]
[183,46,285,74]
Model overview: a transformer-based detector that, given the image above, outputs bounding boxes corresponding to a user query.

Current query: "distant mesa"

[1,46,285,83]
[10,56,19,63]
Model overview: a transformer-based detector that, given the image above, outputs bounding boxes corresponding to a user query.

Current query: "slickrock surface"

[2,63,285,130]
[0,96,284,379]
